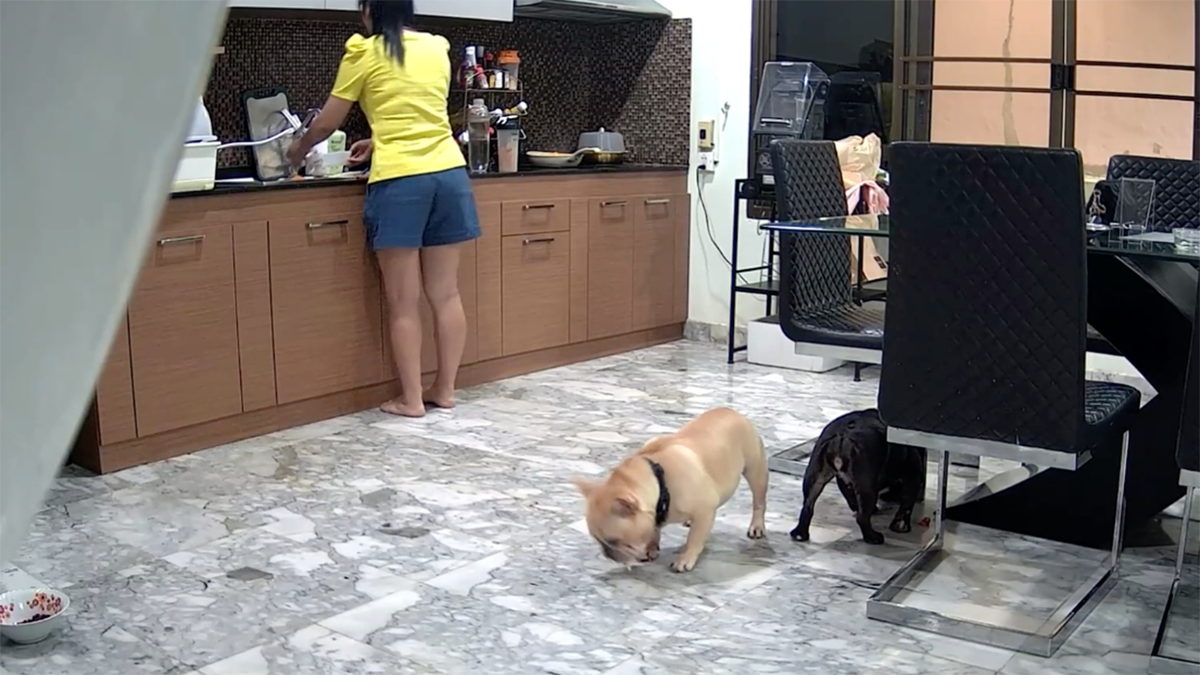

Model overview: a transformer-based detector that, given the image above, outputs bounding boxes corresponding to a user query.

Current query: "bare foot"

[380,398,425,418]
[422,386,456,409]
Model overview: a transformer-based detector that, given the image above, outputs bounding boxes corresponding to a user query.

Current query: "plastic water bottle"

[467,98,490,174]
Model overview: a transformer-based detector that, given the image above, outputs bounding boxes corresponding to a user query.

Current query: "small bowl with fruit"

[0,588,69,644]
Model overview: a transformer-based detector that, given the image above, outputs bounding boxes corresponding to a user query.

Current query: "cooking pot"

[577,128,626,164]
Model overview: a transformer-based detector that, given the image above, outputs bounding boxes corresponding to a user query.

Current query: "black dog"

[789,409,925,545]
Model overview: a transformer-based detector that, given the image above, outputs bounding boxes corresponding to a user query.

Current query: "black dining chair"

[870,142,1142,656]
[1151,276,1199,671]
[1107,155,1200,231]
[770,139,884,377]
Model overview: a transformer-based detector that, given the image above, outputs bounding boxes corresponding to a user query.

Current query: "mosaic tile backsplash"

[206,14,691,169]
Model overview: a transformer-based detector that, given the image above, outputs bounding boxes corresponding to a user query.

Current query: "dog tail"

[821,432,859,474]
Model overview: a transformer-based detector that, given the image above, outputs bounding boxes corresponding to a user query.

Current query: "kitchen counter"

[77,169,690,473]
[172,164,688,199]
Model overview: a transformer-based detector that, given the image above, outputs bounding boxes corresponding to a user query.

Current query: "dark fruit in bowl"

[18,613,52,624]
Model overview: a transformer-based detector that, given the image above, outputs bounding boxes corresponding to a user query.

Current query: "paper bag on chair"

[845,214,888,283]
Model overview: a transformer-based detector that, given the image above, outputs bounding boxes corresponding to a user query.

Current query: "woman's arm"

[286,96,354,167]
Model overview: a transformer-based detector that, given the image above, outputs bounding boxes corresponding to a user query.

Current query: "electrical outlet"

[698,151,715,171]
[697,120,715,151]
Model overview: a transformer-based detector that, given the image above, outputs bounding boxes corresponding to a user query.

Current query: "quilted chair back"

[770,139,852,317]
[1107,155,1200,231]
[880,143,1089,452]
[1179,277,1199,472]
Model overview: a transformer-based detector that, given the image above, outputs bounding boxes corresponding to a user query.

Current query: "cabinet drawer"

[501,199,570,236]
[270,213,386,404]
[501,232,570,355]
[128,225,242,437]
[633,196,678,331]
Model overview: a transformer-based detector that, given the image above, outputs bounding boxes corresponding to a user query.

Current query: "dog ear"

[611,494,639,517]
[571,477,598,497]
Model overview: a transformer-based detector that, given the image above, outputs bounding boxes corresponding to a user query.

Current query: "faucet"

[215,107,319,151]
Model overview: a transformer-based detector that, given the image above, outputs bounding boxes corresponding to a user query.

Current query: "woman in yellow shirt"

[288,0,477,418]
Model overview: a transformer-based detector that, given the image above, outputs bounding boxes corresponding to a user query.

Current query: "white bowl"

[0,588,69,644]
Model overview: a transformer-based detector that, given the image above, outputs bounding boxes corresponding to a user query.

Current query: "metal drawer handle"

[644,198,670,205]
[523,237,556,245]
[600,201,627,207]
[523,203,556,210]
[307,219,349,230]
[157,234,205,246]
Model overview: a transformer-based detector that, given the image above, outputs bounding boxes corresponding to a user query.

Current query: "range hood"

[514,0,672,23]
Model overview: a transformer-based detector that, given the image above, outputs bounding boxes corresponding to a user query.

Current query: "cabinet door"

[229,0,324,7]
[95,315,136,444]
[673,192,691,324]
[128,226,242,437]
[587,198,634,339]
[633,196,678,331]
[502,233,570,355]
[414,0,513,21]
[419,238,479,372]
[270,213,386,404]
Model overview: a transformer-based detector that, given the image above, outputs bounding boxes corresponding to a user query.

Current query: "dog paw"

[683,519,692,528]
[789,526,810,542]
[862,530,886,545]
[746,523,766,540]
[889,520,912,534]
[669,556,697,573]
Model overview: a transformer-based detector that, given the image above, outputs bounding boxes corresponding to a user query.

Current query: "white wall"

[659,0,768,330]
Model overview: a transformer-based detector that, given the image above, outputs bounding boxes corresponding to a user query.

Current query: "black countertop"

[171,164,688,199]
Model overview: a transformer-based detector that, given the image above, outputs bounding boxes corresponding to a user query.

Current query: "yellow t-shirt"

[331,32,465,183]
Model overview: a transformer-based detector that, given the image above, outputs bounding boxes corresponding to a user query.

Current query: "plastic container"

[187,98,213,142]
[498,50,520,91]
[327,130,347,153]
[467,98,490,174]
[306,150,350,177]
[496,119,520,174]
[752,61,830,136]
[171,140,219,193]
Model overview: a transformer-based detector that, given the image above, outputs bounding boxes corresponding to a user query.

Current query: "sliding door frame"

[747,0,1199,161]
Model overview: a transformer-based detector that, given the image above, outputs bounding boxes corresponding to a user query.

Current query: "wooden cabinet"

[587,198,635,339]
[633,195,679,331]
[673,193,691,324]
[475,200,504,361]
[95,316,136,444]
[269,213,386,405]
[413,0,513,21]
[418,239,479,372]
[79,173,689,474]
[128,225,242,437]
[501,199,571,237]
[502,233,571,355]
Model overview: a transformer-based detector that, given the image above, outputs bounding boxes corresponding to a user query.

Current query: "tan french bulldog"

[572,408,769,572]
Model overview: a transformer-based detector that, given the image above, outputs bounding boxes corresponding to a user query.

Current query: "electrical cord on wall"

[696,167,752,285]
[696,167,773,287]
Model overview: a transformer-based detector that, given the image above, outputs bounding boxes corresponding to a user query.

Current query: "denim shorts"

[363,167,481,250]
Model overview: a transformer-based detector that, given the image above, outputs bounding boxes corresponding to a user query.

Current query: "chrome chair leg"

[1151,486,1197,674]
[867,434,1129,656]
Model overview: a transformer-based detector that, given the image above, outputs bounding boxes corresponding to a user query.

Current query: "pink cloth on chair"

[846,181,889,215]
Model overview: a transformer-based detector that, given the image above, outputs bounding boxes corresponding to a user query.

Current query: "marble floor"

[2,341,1196,674]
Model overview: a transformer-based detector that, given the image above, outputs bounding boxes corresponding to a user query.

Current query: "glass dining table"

[759,214,1200,264]
[759,213,1199,561]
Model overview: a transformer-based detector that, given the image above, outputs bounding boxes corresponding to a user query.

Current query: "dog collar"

[647,459,670,528]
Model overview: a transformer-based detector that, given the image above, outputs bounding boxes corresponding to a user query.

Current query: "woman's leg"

[377,247,426,417]
[419,243,466,408]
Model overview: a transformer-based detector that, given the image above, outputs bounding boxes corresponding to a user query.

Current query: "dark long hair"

[360,0,415,65]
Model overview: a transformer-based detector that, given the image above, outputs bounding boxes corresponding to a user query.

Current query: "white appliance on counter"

[230,0,514,21]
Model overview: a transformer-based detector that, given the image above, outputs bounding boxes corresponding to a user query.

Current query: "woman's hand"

[348,139,373,165]
[286,137,309,168]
